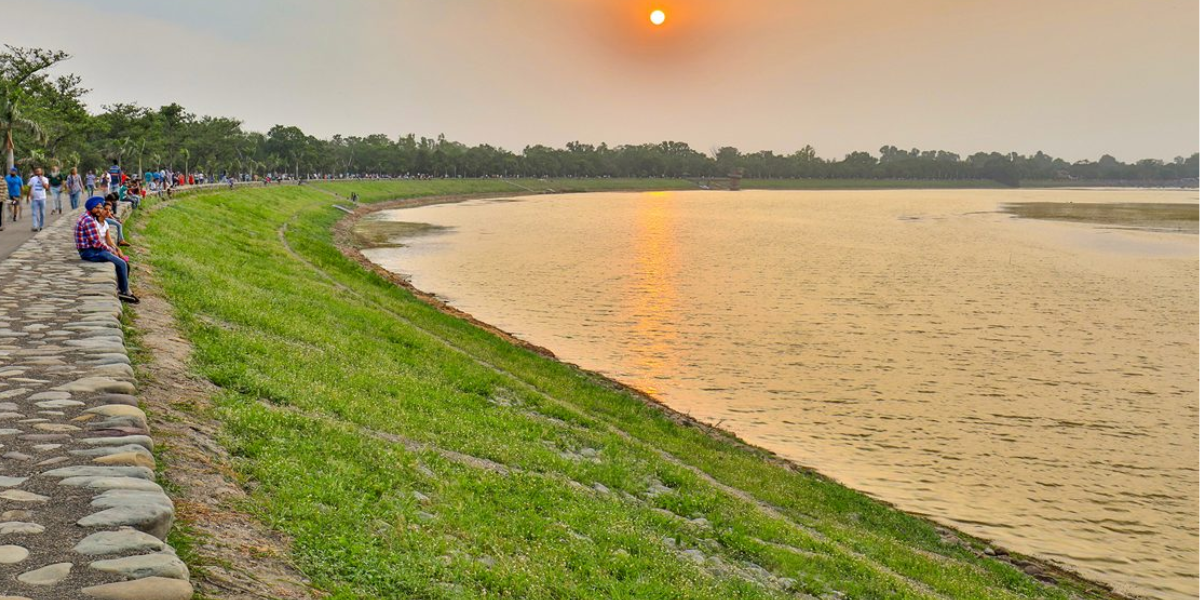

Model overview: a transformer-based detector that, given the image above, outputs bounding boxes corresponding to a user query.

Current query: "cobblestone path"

[0,208,191,599]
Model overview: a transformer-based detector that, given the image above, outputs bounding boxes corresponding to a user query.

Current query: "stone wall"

[0,206,191,599]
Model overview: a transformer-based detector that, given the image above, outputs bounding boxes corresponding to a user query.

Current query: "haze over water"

[363,189,1199,600]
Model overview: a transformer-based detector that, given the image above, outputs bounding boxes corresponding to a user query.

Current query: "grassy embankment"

[134,180,1112,599]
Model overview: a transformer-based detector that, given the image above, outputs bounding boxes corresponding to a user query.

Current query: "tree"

[1,44,1195,186]
[0,45,71,170]
[0,90,44,172]
[265,125,311,178]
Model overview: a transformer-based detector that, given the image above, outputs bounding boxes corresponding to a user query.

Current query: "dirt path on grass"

[127,208,319,600]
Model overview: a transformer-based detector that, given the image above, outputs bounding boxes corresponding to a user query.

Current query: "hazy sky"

[4,0,1197,161]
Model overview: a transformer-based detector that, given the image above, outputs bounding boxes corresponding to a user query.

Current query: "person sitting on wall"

[123,179,142,209]
[75,196,138,303]
[103,193,131,247]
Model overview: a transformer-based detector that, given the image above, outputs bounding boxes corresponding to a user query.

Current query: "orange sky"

[5,0,1198,161]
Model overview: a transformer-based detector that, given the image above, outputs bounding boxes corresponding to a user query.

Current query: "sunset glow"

[650,9,666,26]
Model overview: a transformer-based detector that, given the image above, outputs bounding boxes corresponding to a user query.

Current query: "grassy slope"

[137,181,1102,599]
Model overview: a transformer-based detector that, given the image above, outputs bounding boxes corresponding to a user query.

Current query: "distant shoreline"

[737,178,1198,191]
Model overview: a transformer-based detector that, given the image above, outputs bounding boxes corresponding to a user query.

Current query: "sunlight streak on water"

[363,189,1199,600]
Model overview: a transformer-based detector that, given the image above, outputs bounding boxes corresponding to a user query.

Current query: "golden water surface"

[363,189,1199,600]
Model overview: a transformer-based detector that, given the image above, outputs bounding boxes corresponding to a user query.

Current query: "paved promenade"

[0,208,191,599]
[0,209,66,262]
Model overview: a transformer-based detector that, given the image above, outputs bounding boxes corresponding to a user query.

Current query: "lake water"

[362,189,1199,600]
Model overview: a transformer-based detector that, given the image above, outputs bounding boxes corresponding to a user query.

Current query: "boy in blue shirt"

[4,167,24,229]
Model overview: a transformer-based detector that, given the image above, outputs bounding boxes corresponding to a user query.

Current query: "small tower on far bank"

[728,168,744,191]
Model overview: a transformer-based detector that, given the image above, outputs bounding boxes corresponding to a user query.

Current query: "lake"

[361,189,1199,600]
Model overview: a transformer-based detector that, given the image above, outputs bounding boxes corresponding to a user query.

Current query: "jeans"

[79,248,130,294]
[31,198,45,230]
[106,218,125,243]
[50,186,63,212]
[69,191,81,209]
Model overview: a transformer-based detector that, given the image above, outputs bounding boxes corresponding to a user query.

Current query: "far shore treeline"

[2,45,1197,186]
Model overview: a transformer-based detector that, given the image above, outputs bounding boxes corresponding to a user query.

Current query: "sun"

[650,9,666,26]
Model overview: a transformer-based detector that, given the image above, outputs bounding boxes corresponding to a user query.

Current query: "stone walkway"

[0,208,191,599]
[0,207,65,263]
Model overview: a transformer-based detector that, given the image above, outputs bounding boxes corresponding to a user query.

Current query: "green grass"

[134,180,1111,599]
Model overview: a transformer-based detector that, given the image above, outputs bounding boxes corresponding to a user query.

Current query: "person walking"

[76,196,138,303]
[107,160,122,196]
[47,167,65,215]
[5,168,23,226]
[66,167,84,210]
[85,170,96,196]
[26,167,49,232]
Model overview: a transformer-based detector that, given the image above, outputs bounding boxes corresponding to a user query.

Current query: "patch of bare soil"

[129,252,319,599]
[349,217,451,249]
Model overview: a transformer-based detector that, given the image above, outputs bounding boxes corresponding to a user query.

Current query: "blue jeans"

[69,191,81,210]
[31,198,45,229]
[50,186,63,212]
[79,248,130,294]
[106,218,125,243]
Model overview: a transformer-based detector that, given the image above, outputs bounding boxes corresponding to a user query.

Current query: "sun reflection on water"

[621,192,681,392]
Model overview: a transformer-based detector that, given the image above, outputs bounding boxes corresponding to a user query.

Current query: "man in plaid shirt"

[76,196,138,303]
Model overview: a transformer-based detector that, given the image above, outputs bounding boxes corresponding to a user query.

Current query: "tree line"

[2,45,1196,185]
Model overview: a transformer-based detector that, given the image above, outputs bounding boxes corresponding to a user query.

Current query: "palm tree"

[148,151,163,175]
[16,147,47,171]
[61,151,80,172]
[179,147,191,179]
[0,46,69,171]
[0,89,45,172]
[105,137,133,166]
[135,138,147,175]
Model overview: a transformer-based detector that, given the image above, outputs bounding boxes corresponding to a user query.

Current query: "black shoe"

[118,293,140,304]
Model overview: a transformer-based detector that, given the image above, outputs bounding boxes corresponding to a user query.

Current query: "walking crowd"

[0,159,168,304]
[2,160,371,306]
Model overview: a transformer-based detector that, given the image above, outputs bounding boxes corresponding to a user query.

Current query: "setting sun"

[650,9,666,26]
